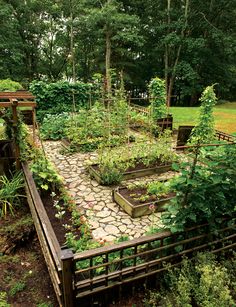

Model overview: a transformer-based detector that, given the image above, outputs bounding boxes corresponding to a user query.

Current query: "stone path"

[44,141,176,243]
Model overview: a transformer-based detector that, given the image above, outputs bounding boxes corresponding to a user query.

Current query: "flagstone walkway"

[44,141,176,243]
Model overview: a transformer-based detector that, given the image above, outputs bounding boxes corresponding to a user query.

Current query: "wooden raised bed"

[113,185,174,218]
[89,162,172,185]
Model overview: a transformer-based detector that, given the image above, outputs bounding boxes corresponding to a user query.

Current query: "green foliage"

[40,113,69,140]
[0,79,22,91]
[16,119,32,162]
[30,156,63,191]
[0,292,10,307]
[37,303,53,307]
[147,181,171,198]
[189,85,217,144]
[0,172,25,218]
[161,144,236,233]
[65,99,129,152]
[9,281,26,297]
[97,130,176,185]
[144,253,236,307]
[30,81,100,121]
[149,77,167,121]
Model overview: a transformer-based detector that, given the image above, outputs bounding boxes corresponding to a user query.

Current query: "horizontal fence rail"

[73,221,236,300]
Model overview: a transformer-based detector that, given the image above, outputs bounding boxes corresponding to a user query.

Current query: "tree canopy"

[0,0,236,104]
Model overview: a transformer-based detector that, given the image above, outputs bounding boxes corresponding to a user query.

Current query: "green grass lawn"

[170,102,236,134]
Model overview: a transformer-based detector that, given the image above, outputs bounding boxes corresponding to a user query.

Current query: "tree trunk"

[165,0,171,106]
[166,0,190,108]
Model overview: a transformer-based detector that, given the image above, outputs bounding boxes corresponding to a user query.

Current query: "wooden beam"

[0,91,35,99]
[11,99,20,169]
[0,101,36,108]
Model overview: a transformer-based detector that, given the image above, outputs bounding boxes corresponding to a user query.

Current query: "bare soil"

[0,206,58,306]
[119,186,175,207]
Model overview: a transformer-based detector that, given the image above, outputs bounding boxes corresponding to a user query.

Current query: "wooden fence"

[22,162,236,307]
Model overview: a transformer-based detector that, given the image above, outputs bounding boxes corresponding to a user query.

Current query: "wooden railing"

[22,162,236,306]
[215,130,236,143]
[130,103,150,116]
[23,163,70,307]
[73,222,236,301]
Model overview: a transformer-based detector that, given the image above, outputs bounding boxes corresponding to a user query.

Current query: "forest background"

[0,0,236,105]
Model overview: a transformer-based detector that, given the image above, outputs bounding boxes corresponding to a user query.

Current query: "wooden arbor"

[0,91,37,169]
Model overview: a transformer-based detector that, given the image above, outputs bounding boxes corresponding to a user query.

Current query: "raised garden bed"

[89,161,172,185]
[113,184,175,218]
[61,135,136,152]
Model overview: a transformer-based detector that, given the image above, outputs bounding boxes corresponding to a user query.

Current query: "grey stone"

[104,225,119,235]
[96,211,110,218]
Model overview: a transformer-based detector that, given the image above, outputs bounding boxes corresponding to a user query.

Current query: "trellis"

[0,91,36,168]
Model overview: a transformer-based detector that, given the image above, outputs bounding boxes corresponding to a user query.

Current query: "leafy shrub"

[161,144,236,233]
[30,80,100,121]
[0,79,22,92]
[40,113,70,140]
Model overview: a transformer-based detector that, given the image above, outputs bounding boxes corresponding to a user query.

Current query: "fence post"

[61,249,75,307]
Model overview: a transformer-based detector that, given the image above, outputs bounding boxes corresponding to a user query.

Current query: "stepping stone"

[96,211,110,218]
[104,225,119,235]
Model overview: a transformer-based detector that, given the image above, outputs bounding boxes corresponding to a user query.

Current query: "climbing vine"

[148,77,167,121]
[189,85,217,144]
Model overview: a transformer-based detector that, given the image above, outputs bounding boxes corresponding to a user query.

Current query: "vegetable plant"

[40,113,70,140]
[97,130,176,185]
[30,156,63,192]
[160,144,236,233]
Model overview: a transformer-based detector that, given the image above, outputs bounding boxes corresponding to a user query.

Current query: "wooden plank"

[61,249,75,307]
[89,163,172,184]
[113,186,173,218]
[74,230,171,261]
[75,231,236,295]
[0,91,35,99]
[25,184,63,306]
[22,162,61,266]
[0,101,36,108]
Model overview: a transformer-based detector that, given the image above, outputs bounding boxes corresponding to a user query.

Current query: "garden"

[0,77,235,306]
